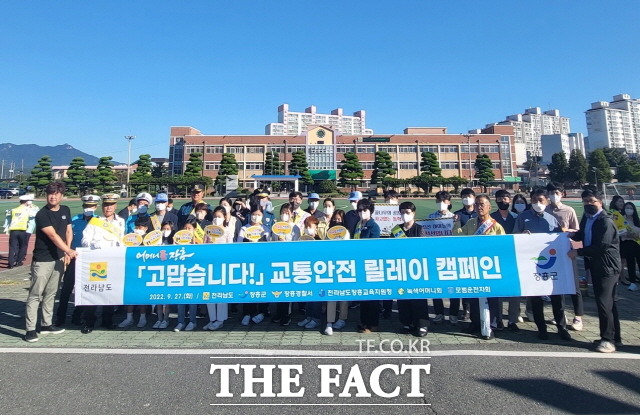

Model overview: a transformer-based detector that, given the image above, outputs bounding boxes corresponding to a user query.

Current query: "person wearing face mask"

[316,198,335,239]
[125,192,153,233]
[511,194,529,215]
[166,198,174,212]
[513,188,571,342]
[177,185,211,229]
[118,216,151,329]
[78,193,125,334]
[384,189,400,205]
[391,202,429,337]
[149,193,178,232]
[454,188,478,227]
[354,199,381,333]
[151,221,174,330]
[305,193,325,220]
[254,189,275,233]
[55,194,100,327]
[288,191,310,230]
[192,203,212,243]
[4,193,38,269]
[344,191,363,237]
[117,199,137,221]
[546,183,584,331]
[297,216,325,330]
[569,189,622,353]
[218,198,242,242]
[618,202,640,292]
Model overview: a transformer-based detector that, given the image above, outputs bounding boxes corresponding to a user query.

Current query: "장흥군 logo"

[89,262,108,281]
[532,248,557,270]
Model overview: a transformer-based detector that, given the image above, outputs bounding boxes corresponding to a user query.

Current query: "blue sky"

[1,1,638,164]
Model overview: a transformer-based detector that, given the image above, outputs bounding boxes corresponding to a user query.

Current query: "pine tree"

[64,157,89,196]
[152,161,169,178]
[215,153,239,190]
[420,151,442,177]
[588,149,613,187]
[288,150,313,188]
[445,176,468,193]
[338,152,364,190]
[616,160,640,183]
[567,150,588,187]
[93,156,118,193]
[264,151,284,175]
[371,151,396,185]
[28,155,53,195]
[184,152,203,177]
[547,152,569,185]
[130,154,153,192]
[474,154,495,192]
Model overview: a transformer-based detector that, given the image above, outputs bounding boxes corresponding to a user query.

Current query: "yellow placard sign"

[299,234,316,241]
[272,221,293,236]
[174,230,194,245]
[244,225,264,242]
[122,233,143,246]
[205,225,225,240]
[143,230,163,246]
[326,226,348,240]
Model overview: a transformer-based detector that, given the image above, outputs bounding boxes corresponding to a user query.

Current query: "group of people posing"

[22,182,624,353]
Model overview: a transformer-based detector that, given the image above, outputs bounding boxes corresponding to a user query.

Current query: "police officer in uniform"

[4,194,38,268]
[80,193,126,334]
[177,184,211,228]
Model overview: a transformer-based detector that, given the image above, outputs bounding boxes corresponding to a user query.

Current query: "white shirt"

[81,215,126,249]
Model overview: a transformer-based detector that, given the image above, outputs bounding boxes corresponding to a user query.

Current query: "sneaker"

[508,323,521,333]
[210,321,224,331]
[628,283,639,292]
[571,318,583,331]
[251,313,265,324]
[449,316,458,325]
[525,311,534,322]
[324,325,334,336]
[297,317,312,327]
[24,330,38,342]
[279,316,291,326]
[415,327,428,337]
[202,322,212,330]
[137,316,147,328]
[159,320,169,329]
[304,320,319,329]
[559,328,572,341]
[185,322,196,331]
[118,317,134,328]
[173,323,185,332]
[595,340,616,353]
[152,320,162,329]
[433,314,444,324]
[241,315,251,326]
[40,325,65,335]
[517,316,524,323]
[333,319,346,330]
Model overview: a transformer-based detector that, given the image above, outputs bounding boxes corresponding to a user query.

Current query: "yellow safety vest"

[9,205,29,231]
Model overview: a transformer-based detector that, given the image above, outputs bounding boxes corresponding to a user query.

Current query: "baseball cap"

[308,193,320,200]
[348,191,363,201]
[155,192,169,203]
[257,188,270,197]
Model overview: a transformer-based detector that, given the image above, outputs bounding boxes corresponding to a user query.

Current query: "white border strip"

[0,347,639,359]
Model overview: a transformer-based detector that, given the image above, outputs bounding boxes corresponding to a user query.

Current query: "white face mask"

[323,207,334,217]
[259,199,269,209]
[305,227,316,236]
[134,229,145,235]
[281,213,290,222]
[351,202,358,211]
[137,205,148,215]
[462,197,475,206]
[549,194,561,204]
[26,200,33,206]
[438,202,449,212]
[83,208,95,216]
[388,200,399,205]
[625,208,635,216]
[309,201,319,210]
[166,206,173,212]
[196,212,206,220]
[514,203,526,213]
[531,202,546,213]
[155,202,167,211]
[213,217,224,226]
[163,230,171,237]
[222,205,231,214]
[359,211,371,221]
[402,213,414,223]
[251,215,262,224]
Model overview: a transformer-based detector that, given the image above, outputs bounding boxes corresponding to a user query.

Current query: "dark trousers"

[398,299,429,329]
[359,300,380,328]
[592,273,619,342]
[305,301,323,320]
[83,306,114,327]
[621,240,640,283]
[469,298,481,328]
[433,298,460,316]
[276,302,291,318]
[56,259,81,324]
[382,299,393,312]
[8,230,29,266]
[530,295,567,333]
[571,291,584,316]
[243,303,269,316]
[488,297,502,327]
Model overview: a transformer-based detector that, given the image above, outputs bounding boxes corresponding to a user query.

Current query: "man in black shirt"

[24,182,76,343]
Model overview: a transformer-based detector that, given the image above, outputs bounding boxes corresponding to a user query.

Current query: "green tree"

[411,174,443,195]
[547,151,569,185]
[288,150,314,188]
[264,151,284,175]
[93,156,118,193]
[184,152,203,177]
[316,180,338,194]
[445,176,468,193]
[130,154,153,192]
[152,161,169,178]
[616,160,640,182]
[64,157,89,195]
[28,155,53,195]
[215,153,239,191]
[371,151,396,186]
[474,154,495,192]
[338,152,364,190]
[588,149,613,187]
[420,151,442,177]
[567,150,588,187]
[602,147,628,168]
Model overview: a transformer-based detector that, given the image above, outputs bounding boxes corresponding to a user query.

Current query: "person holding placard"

[79,193,125,334]
[354,199,381,333]
[391,201,429,337]
[237,208,270,326]
[118,216,151,329]
[252,189,275,233]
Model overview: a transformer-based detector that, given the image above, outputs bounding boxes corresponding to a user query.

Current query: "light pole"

[125,135,136,197]
[592,167,598,191]
[461,134,474,187]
